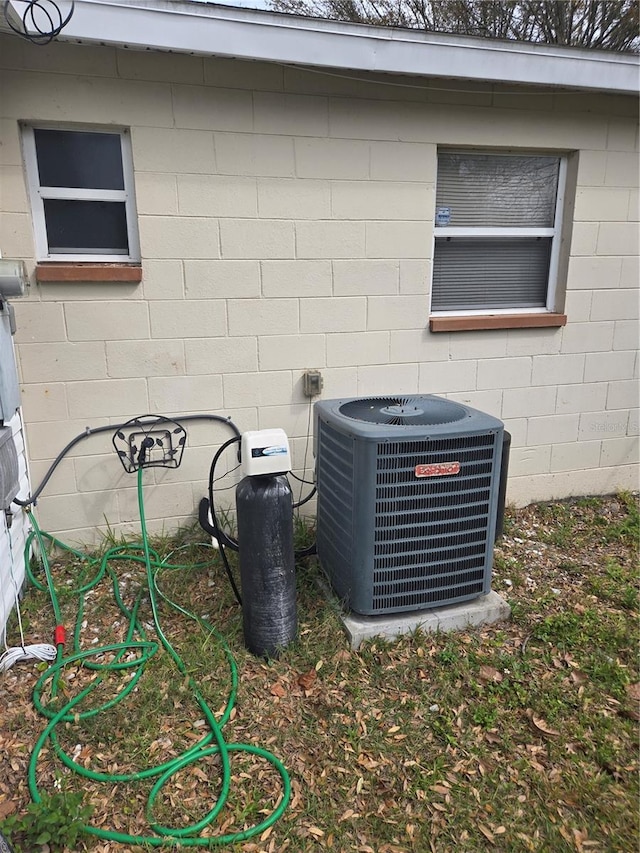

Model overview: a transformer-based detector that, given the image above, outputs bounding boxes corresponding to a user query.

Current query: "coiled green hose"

[23,468,291,847]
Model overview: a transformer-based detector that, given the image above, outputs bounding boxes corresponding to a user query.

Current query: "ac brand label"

[415,461,461,478]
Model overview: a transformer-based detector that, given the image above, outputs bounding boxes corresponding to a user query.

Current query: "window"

[431,150,567,325]
[22,125,140,263]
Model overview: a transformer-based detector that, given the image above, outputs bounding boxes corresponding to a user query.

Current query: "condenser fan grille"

[370,433,495,611]
[339,396,467,427]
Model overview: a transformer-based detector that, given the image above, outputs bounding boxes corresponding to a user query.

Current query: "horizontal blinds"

[432,237,551,311]
[436,153,560,228]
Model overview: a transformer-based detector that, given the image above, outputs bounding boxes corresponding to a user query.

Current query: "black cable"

[13,413,241,507]
[292,485,317,510]
[3,0,74,45]
[212,462,242,487]
[207,437,241,553]
[295,542,317,558]
[19,410,315,600]
[197,497,242,607]
[202,436,243,606]
[289,471,316,486]
[203,438,317,577]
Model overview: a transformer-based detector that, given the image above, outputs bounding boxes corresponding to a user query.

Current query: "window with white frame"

[22,125,140,263]
[431,150,566,314]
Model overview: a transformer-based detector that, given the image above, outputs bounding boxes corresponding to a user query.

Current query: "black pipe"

[494,430,511,542]
[13,413,240,506]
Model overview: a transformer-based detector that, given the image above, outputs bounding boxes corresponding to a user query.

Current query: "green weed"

[604,491,640,544]
[0,791,93,853]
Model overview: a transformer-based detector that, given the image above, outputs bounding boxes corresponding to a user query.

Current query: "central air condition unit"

[314,395,504,616]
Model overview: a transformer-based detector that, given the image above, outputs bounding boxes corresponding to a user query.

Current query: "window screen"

[432,151,562,313]
[436,154,559,228]
[22,125,139,262]
[43,200,129,254]
[34,129,125,191]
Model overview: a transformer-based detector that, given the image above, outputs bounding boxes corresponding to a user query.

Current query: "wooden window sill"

[429,313,567,332]
[36,263,142,283]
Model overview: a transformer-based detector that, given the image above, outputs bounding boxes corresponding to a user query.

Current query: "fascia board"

[7,0,639,94]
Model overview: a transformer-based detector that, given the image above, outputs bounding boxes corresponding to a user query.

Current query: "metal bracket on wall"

[112,415,187,473]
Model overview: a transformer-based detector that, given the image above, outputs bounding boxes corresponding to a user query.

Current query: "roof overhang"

[5,0,640,94]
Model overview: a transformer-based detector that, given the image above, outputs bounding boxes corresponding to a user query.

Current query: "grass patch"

[1,494,638,852]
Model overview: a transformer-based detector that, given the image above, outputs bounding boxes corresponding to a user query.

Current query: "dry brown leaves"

[1,496,638,852]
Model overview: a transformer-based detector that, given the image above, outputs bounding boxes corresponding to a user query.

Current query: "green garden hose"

[22,467,291,847]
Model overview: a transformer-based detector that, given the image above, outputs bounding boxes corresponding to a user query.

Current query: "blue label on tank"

[251,445,288,457]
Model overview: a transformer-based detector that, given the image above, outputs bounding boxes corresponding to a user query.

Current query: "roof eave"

[6,0,639,94]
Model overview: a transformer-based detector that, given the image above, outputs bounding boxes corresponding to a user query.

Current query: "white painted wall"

[0,33,638,543]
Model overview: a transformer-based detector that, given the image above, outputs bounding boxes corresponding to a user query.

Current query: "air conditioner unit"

[314,395,504,616]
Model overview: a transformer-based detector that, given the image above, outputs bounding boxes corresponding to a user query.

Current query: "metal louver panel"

[314,396,504,616]
[316,419,354,574]
[371,434,494,612]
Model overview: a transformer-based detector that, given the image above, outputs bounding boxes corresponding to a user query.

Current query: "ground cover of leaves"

[0,492,638,853]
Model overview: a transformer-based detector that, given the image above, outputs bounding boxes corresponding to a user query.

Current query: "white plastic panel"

[0,303,20,421]
[0,413,31,644]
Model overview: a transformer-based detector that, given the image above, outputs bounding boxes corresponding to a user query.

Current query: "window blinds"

[435,153,559,228]
[432,238,551,311]
[432,152,561,311]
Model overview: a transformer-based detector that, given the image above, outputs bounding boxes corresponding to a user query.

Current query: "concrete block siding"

[1,35,638,542]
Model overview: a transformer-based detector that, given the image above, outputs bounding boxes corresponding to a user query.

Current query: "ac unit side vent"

[314,395,504,615]
[376,581,485,613]
[316,419,354,568]
[374,537,487,559]
[374,553,487,574]
[383,469,492,487]
[378,443,494,460]
[374,567,485,596]
[379,434,494,456]
[374,558,487,583]
[374,498,490,519]
[374,516,490,541]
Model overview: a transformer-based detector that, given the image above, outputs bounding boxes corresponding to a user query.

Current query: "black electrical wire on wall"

[3,0,74,45]
[17,412,317,604]
[13,414,241,507]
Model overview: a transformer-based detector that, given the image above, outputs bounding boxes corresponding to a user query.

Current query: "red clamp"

[54,625,66,647]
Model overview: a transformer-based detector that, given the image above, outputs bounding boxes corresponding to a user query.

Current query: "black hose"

[203,437,318,581]
[3,0,74,45]
[197,497,242,607]
[207,437,242,552]
[13,414,240,507]
[293,485,317,509]
[20,411,316,602]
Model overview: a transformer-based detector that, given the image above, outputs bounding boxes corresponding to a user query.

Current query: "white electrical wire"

[0,643,57,671]
[0,507,56,672]
[285,61,605,97]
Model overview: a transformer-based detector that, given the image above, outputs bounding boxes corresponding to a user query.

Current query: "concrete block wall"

[0,33,638,543]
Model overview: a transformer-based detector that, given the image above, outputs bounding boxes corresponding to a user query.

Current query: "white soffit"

[7,0,640,94]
